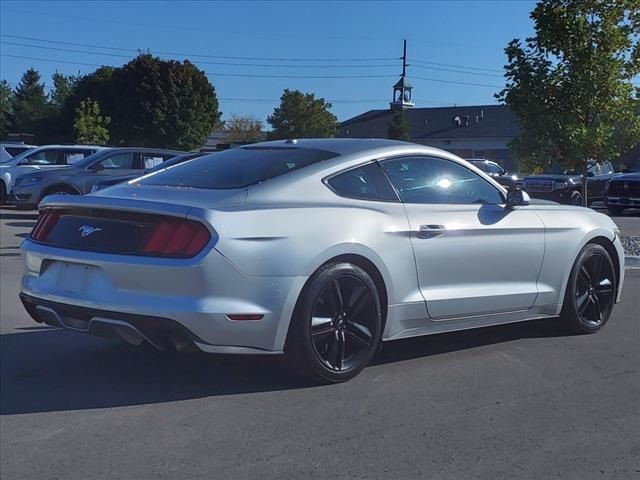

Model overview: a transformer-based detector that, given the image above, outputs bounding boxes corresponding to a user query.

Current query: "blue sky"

[0,0,537,123]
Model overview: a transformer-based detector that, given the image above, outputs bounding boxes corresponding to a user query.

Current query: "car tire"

[42,186,78,201]
[607,205,624,215]
[286,262,382,384]
[560,243,616,334]
[0,181,6,204]
[569,191,583,206]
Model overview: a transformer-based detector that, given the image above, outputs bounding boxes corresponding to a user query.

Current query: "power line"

[412,75,503,88]
[1,53,398,79]
[409,58,503,73]
[1,34,399,62]
[0,41,399,69]
[410,63,504,78]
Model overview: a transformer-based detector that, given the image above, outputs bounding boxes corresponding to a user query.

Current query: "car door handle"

[418,224,447,238]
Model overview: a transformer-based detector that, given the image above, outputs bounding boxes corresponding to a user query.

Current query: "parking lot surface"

[1,209,639,480]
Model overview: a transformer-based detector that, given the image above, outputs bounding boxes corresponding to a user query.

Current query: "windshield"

[539,162,596,175]
[137,147,338,189]
[1,147,37,164]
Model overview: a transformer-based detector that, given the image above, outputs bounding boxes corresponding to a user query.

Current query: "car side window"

[64,150,92,165]
[24,150,59,165]
[601,162,614,175]
[142,153,167,169]
[327,163,398,202]
[381,156,504,205]
[98,152,136,169]
[485,162,504,175]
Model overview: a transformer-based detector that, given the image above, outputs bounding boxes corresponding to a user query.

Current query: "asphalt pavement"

[1,209,639,480]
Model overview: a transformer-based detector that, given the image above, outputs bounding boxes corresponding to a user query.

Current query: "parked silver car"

[19,139,625,383]
[0,144,106,203]
[10,147,184,209]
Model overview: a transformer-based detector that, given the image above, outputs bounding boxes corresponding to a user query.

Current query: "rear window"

[4,146,31,157]
[137,147,338,190]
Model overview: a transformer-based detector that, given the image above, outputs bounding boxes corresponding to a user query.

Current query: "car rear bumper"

[605,195,640,208]
[19,239,308,353]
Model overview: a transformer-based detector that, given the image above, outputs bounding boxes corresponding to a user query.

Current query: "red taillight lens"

[142,219,211,258]
[31,211,60,242]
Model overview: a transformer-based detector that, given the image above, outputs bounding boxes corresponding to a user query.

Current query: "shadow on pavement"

[0,207,38,221]
[0,317,568,415]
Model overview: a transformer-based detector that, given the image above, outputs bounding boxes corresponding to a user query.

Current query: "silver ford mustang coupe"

[20,139,625,383]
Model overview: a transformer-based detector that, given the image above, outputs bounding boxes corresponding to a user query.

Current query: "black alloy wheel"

[561,243,616,334]
[287,262,382,383]
[310,276,377,372]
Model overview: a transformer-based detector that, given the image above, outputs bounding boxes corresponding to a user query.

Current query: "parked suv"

[0,142,36,163]
[523,161,615,205]
[466,158,520,188]
[10,147,183,209]
[604,159,640,214]
[0,145,106,203]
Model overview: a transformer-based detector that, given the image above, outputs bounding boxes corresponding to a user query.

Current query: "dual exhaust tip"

[32,305,196,353]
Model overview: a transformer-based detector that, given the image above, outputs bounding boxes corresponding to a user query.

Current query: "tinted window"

[138,147,338,190]
[381,156,503,205]
[327,163,398,202]
[98,152,136,169]
[25,149,59,165]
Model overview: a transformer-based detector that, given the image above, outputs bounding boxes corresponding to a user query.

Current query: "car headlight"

[553,181,569,190]
[14,174,44,188]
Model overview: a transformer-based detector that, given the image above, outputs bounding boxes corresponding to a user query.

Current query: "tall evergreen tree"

[12,68,48,136]
[0,80,13,139]
[50,72,75,111]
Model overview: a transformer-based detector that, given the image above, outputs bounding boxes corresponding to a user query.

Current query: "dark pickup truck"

[522,161,616,206]
[466,159,521,188]
[604,160,640,214]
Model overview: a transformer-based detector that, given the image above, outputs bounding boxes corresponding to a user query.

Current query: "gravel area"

[621,236,640,257]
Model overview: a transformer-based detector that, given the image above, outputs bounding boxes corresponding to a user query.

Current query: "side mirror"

[586,171,595,177]
[17,159,29,166]
[506,186,530,208]
[90,163,104,171]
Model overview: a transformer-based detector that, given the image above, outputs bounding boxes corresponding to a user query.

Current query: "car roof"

[246,138,417,156]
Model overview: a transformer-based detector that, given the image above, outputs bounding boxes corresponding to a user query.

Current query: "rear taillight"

[31,211,60,242]
[143,218,211,258]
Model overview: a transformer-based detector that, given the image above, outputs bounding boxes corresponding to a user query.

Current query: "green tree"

[58,66,115,142]
[109,54,220,149]
[50,72,75,110]
[74,98,110,145]
[497,0,640,205]
[225,114,264,143]
[267,89,339,139]
[12,68,48,136]
[387,109,411,140]
[0,80,13,139]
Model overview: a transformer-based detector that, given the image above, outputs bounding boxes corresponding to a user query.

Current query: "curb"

[625,255,640,270]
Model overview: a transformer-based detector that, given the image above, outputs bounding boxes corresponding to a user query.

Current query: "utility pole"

[402,39,407,79]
